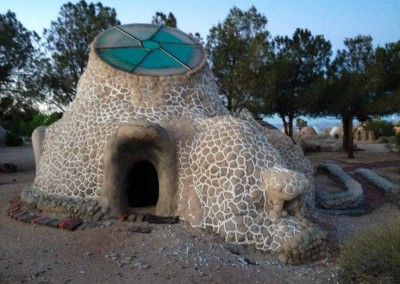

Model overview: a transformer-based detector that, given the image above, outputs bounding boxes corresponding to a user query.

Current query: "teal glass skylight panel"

[116,24,161,41]
[151,28,189,44]
[95,28,140,49]
[134,64,187,76]
[161,44,203,69]
[142,40,160,49]
[94,23,205,76]
[140,49,184,69]
[97,48,149,72]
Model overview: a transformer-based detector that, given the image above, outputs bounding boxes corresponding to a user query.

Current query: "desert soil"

[1,142,399,284]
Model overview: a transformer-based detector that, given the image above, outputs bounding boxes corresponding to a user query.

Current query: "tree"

[263,28,332,138]
[296,117,308,132]
[0,11,49,128]
[150,12,205,45]
[373,41,400,114]
[0,96,39,133]
[43,0,120,107]
[0,11,37,96]
[206,6,269,113]
[151,12,177,28]
[322,35,376,158]
[189,32,204,45]
[0,96,13,118]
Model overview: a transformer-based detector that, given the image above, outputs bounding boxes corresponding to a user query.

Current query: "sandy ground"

[0,143,399,283]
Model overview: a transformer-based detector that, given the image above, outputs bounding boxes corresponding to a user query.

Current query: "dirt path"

[1,144,399,283]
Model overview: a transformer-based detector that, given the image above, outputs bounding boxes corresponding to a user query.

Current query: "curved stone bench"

[316,162,364,211]
[354,168,400,194]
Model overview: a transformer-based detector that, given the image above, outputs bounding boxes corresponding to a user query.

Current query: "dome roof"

[94,24,205,76]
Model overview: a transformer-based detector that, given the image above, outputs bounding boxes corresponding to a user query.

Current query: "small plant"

[338,222,400,283]
[5,132,23,146]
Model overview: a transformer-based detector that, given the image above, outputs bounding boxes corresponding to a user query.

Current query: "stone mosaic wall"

[25,46,327,263]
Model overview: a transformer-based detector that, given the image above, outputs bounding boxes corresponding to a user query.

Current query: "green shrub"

[394,133,400,152]
[18,112,61,137]
[339,222,400,283]
[6,132,23,146]
[364,119,395,139]
[376,136,390,143]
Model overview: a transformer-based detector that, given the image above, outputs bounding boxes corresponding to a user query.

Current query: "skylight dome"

[94,24,205,76]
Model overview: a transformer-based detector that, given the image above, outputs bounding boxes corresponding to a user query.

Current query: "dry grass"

[338,222,400,283]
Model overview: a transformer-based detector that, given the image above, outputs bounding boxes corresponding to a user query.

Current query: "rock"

[133,260,149,269]
[117,259,131,267]
[127,215,136,222]
[103,220,113,226]
[278,254,288,264]
[128,226,152,234]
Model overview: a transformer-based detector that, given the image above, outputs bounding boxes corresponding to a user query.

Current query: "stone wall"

[24,42,327,263]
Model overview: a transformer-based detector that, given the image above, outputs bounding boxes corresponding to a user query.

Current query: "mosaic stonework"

[22,26,328,264]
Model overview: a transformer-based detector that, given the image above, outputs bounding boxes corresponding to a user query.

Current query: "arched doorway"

[126,160,159,208]
[101,122,177,217]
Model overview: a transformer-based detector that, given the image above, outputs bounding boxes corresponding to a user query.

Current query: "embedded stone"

[278,254,288,264]
[22,23,322,265]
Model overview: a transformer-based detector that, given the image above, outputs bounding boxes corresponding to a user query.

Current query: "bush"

[339,222,400,283]
[18,112,61,137]
[376,136,390,143]
[6,132,23,146]
[395,133,400,152]
[364,119,395,139]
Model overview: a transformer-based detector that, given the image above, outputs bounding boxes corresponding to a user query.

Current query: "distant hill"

[265,117,341,134]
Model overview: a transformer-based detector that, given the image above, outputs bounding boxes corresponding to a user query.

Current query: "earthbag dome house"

[22,24,328,264]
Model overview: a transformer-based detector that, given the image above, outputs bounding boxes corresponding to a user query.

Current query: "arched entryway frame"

[100,121,177,217]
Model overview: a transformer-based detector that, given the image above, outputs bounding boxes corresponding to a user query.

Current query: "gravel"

[1,143,399,283]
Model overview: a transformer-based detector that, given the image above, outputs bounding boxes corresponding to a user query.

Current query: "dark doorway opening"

[126,160,159,207]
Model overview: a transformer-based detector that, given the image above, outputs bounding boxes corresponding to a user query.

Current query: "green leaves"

[0,11,35,87]
[151,12,177,28]
[265,28,332,137]
[206,6,269,113]
[373,41,400,113]
[18,112,60,136]
[316,35,400,157]
[43,0,120,106]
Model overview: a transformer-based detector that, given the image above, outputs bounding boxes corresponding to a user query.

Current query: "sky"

[1,0,399,128]
[1,0,399,53]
